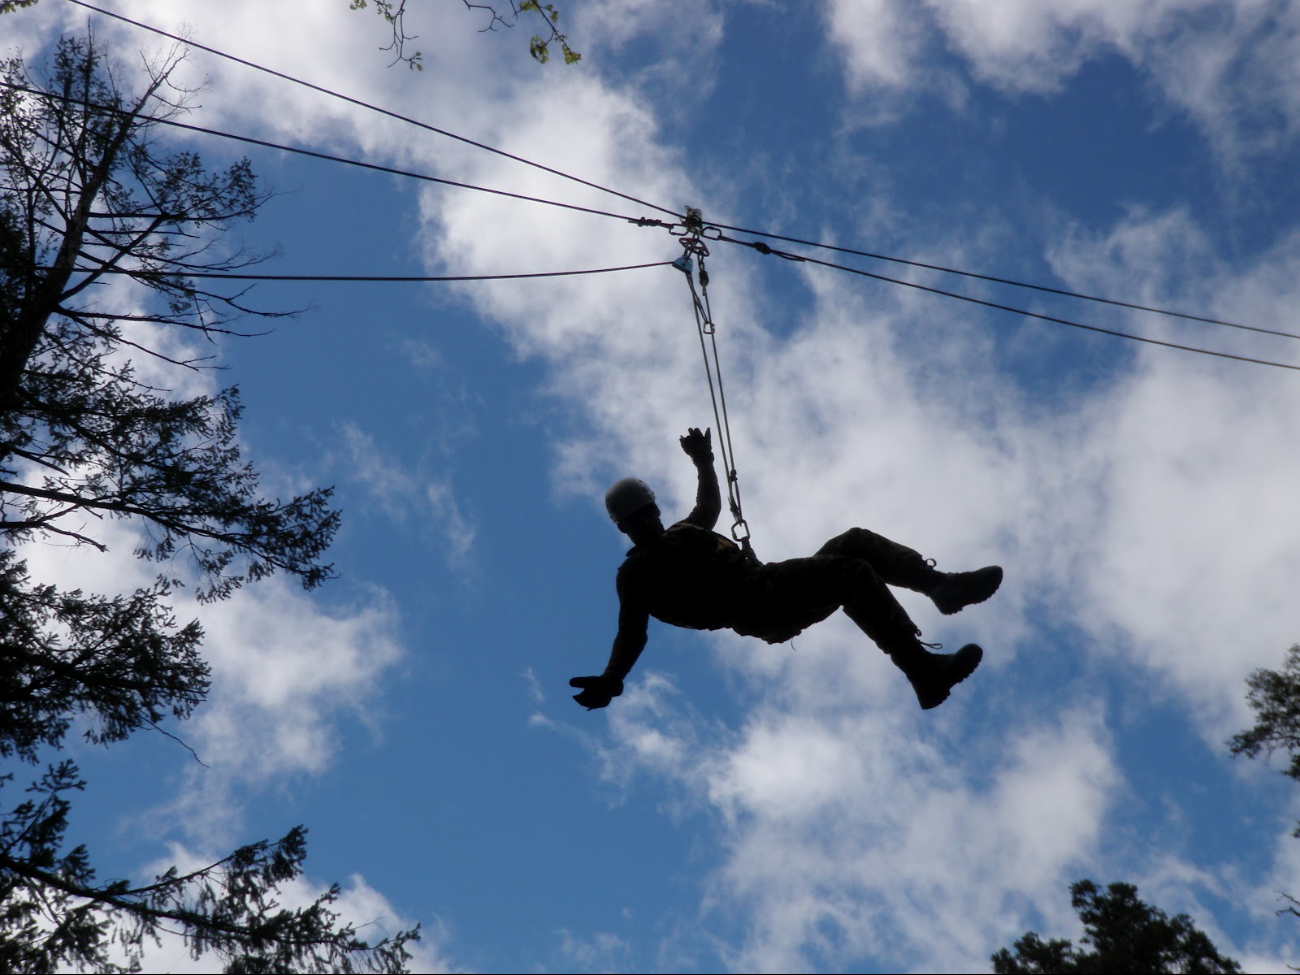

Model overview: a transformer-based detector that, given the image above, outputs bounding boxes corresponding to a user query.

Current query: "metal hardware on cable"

[673,207,755,560]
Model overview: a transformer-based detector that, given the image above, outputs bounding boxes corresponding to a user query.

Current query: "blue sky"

[7,0,1300,971]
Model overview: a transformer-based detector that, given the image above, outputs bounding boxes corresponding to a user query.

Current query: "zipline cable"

[9,261,677,283]
[0,81,674,230]
[63,0,682,221]
[9,37,1289,364]
[711,221,1295,340]
[10,70,1283,346]
[719,232,1300,373]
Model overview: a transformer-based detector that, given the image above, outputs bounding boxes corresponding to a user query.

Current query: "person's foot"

[929,566,1003,615]
[907,643,983,709]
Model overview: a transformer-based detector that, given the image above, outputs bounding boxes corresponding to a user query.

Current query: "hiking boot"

[904,643,983,710]
[929,566,1003,615]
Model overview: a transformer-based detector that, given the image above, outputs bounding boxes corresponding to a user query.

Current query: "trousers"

[728,528,931,649]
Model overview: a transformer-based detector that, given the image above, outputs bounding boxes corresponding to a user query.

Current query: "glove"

[569,674,624,710]
[679,427,712,464]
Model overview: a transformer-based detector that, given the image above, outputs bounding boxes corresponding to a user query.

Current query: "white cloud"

[599,671,1117,972]
[579,0,725,55]
[181,576,401,765]
[1045,208,1300,735]
[924,0,1182,89]
[17,500,407,843]
[822,0,1300,160]
[406,63,1300,961]
[1241,825,1300,968]
[426,478,477,566]
[339,421,423,520]
[16,0,1300,969]
[14,477,412,963]
[335,421,478,567]
[824,0,935,93]
[557,927,634,972]
[522,666,546,703]
[7,273,408,849]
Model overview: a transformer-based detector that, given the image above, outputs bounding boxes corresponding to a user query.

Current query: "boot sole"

[934,566,1003,615]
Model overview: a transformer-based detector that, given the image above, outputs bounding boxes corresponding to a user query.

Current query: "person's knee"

[825,557,884,605]
[818,527,870,556]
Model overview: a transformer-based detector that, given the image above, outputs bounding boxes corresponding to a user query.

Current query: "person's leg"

[744,553,925,652]
[815,527,1002,616]
[732,554,982,708]
[790,554,985,710]
[814,528,928,584]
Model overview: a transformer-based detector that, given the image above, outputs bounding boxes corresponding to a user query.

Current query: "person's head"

[605,477,663,541]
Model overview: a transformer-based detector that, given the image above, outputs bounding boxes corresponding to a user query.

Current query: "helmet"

[605,477,655,524]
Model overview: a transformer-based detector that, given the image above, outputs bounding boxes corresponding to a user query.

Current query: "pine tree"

[1228,645,1300,799]
[0,32,415,973]
[1229,643,1300,921]
[991,880,1240,974]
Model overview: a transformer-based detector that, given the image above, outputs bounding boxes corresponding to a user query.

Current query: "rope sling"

[671,207,756,561]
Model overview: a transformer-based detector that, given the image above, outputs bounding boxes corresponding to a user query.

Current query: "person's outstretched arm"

[680,427,720,530]
[571,569,649,710]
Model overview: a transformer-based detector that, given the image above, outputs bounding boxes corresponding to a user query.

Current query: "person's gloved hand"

[569,674,624,710]
[679,427,712,464]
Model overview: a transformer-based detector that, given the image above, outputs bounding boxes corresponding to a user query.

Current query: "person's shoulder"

[615,550,652,601]
[617,546,651,575]
[667,521,734,547]
[666,520,709,536]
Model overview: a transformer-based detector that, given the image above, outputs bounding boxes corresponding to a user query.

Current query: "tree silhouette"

[1229,643,1300,920]
[1229,645,1300,801]
[992,880,1240,974]
[0,32,414,973]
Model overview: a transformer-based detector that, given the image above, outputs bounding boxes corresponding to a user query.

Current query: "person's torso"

[621,522,753,630]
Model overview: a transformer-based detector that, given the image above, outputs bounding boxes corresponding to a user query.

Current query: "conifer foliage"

[0,33,415,973]
[991,880,1240,974]
[1229,643,1300,920]
[1229,645,1300,802]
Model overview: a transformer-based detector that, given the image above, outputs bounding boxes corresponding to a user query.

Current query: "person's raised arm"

[679,427,720,530]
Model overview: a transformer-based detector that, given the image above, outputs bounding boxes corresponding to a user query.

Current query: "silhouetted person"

[570,428,1003,711]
